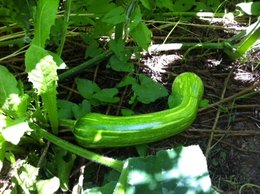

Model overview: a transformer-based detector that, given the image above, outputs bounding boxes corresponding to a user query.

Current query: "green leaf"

[0,65,20,109]
[135,144,149,157]
[86,0,116,15]
[93,88,120,103]
[58,99,91,120]
[130,21,152,50]
[26,47,59,133]
[194,2,208,11]
[32,0,59,47]
[109,39,125,60]
[155,0,174,11]
[2,119,32,145]
[132,74,168,104]
[57,99,75,119]
[168,93,183,108]
[206,0,221,12]
[27,54,58,95]
[48,50,67,69]
[199,99,209,108]
[76,78,100,99]
[236,18,260,57]
[109,55,134,72]
[121,108,135,116]
[115,145,217,193]
[236,2,260,16]
[19,163,39,190]
[54,147,76,191]
[85,40,103,58]
[72,100,91,119]
[36,177,60,194]
[69,14,95,26]
[102,6,125,25]
[129,6,142,29]
[172,0,195,12]
[0,134,7,172]
[25,44,49,72]
[84,181,117,194]
[0,65,28,117]
[117,75,137,88]
[140,0,154,10]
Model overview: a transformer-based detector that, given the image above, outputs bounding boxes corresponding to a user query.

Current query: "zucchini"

[73,72,204,148]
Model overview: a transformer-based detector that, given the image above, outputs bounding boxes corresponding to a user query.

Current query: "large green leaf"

[32,0,59,47]
[36,177,60,194]
[132,74,168,104]
[115,145,217,194]
[27,55,58,96]
[18,163,39,190]
[26,45,59,133]
[2,118,32,145]
[76,78,100,99]
[84,146,217,193]
[0,65,20,108]
[93,88,120,103]
[130,21,152,50]
[102,6,125,25]
[0,65,27,117]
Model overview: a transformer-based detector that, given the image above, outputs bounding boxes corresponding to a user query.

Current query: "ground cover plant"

[0,0,259,193]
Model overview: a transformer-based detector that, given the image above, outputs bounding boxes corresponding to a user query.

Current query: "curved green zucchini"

[73,72,204,148]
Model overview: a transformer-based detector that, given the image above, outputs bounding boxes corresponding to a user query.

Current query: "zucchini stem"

[58,50,112,81]
[36,127,124,172]
[59,119,76,129]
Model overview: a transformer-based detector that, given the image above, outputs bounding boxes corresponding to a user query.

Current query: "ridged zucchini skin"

[73,72,204,148]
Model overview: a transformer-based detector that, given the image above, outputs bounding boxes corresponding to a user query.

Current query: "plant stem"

[58,49,112,81]
[36,127,124,172]
[57,0,72,56]
[0,37,25,47]
[42,91,59,134]
[59,119,76,129]
[234,17,260,59]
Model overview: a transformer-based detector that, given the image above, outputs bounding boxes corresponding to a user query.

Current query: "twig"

[205,69,233,158]
[220,140,260,154]
[37,141,50,168]
[239,183,260,194]
[0,45,28,62]
[188,128,260,136]
[116,86,129,115]
[199,82,260,112]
